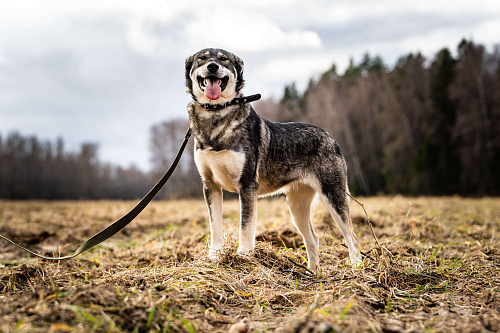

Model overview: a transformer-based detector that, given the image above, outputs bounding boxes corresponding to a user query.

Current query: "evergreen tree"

[424,48,459,193]
[279,83,304,122]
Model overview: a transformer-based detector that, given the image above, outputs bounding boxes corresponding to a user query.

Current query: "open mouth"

[197,75,229,100]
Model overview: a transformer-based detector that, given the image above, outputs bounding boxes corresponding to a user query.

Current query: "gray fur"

[185,48,361,270]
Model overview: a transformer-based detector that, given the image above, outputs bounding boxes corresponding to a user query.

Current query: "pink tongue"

[205,79,221,100]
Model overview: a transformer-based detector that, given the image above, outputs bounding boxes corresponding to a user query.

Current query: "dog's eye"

[219,56,229,61]
[198,56,208,61]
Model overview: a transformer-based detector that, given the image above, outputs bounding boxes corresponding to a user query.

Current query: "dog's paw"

[308,264,321,277]
[236,249,255,258]
[208,248,224,261]
[351,256,364,270]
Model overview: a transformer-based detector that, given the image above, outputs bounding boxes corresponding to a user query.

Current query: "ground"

[0,196,498,332]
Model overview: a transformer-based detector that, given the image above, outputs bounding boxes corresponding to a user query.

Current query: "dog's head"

[185,48,244,104]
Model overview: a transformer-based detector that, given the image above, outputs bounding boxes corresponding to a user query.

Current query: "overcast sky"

[1,0,499,171]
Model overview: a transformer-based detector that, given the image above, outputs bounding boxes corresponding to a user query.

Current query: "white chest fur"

[194,149,246,192]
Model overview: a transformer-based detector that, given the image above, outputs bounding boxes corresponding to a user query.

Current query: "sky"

[1,0,499,171]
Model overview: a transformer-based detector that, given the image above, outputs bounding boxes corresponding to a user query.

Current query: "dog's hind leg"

[286,184,319,271]
[203,181,224,260]
[320,186,362,267]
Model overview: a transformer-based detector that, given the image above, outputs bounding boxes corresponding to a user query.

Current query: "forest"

[1,39,499,199]
[0,134,153,199]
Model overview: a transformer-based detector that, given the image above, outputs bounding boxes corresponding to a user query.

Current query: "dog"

[185,48,361,270]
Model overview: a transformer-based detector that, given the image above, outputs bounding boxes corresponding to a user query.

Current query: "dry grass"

[0,196,499,332]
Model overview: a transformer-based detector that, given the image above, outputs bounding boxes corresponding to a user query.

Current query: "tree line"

[0,132,153,199]
[2,39,498,199]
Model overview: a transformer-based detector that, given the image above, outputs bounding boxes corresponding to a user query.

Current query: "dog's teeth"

[217,79,221,86]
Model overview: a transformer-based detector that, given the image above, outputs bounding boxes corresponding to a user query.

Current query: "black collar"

[198,94,261,111]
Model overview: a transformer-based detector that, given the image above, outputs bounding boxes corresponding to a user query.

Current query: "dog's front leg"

[237,181,258,254]
[203,181,224,260]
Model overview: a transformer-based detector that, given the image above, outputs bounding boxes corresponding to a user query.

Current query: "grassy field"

[0,196,498,332]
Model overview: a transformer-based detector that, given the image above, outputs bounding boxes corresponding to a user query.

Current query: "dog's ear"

[233,54,244,79]
[185,55,194,81]
[185,55,195,93]
[232,54,245,92]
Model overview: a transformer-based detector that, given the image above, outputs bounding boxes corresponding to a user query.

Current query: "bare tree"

[149,119,201,198]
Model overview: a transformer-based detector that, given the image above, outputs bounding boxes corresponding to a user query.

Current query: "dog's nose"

[207,62,219,73]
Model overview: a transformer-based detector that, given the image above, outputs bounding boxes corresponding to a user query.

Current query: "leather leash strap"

[199,93,261,111]
[0,128,192,260]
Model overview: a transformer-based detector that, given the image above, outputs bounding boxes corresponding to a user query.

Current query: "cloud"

[184,9,321,53]
[255,53,337,91]
[124,6,322,55]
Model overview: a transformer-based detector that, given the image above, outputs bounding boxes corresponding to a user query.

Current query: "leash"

[0,94,262,261]
[0,128,192,260]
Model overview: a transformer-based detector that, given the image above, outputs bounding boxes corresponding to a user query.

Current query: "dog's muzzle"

[197,75,229,100]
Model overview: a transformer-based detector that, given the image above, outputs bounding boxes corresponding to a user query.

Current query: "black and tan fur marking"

[185,48,361,270]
